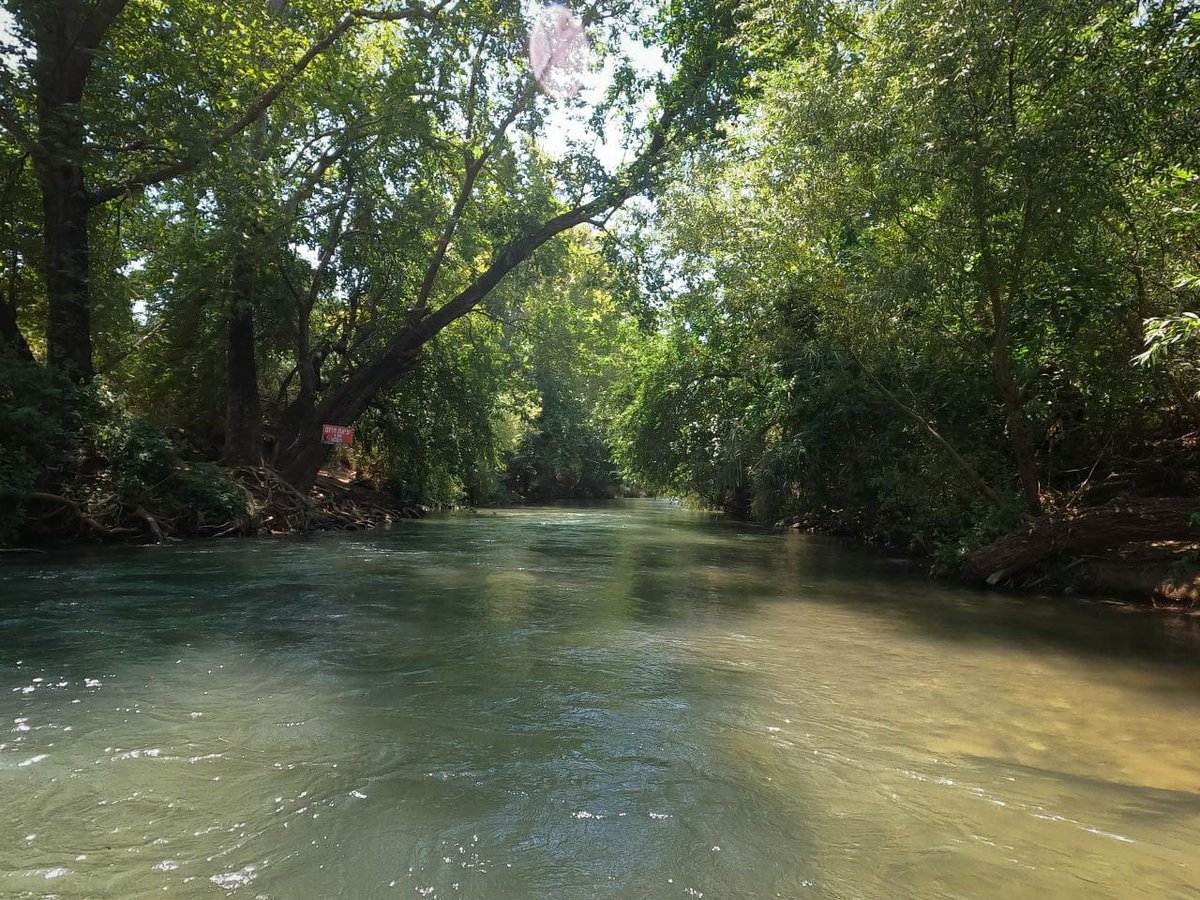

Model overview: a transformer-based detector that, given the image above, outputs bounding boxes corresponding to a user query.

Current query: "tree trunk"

[277,348,420,489]
[969,154,1042,515]
[17,0,357,384]
[0,289,34,363]
[39,160,92,380]
[994,323,1042,513]
[272,320,316,463]
[223,250,262,464]
[274,189,348,461]
[33,11,93,383]
[967,498,1200,586]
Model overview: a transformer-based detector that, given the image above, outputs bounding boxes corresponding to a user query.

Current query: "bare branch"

[413,79,538,309]
[279,141,353,225]
[96,314,168,374]
[302,192,353,313]
[24,492,137,538]
[77,0,131,52]
[351,0,454,21]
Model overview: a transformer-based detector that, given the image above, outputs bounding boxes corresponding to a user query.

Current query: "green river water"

[2,500,1200,899]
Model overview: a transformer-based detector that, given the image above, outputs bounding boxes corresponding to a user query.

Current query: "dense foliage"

[612,0,1200,567]
[0,0,720,541]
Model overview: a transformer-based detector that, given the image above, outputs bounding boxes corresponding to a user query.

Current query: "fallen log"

[967,497,1200,586]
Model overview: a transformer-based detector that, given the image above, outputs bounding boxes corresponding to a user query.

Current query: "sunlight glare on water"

[2,501,1200,898]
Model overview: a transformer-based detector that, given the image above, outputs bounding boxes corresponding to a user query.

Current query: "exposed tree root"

[16,466,424,547]
[25,492,138,539]
[133,505,168,543]
[232,465,425,536]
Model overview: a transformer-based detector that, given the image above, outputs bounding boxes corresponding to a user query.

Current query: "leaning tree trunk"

[276,348,420,489]
[272,99,669,492]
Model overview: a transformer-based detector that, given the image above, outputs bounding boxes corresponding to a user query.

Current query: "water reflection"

[2,500,1199,898]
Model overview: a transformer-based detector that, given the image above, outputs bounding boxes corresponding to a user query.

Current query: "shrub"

[0,353,246,544]
[0,352,91,543]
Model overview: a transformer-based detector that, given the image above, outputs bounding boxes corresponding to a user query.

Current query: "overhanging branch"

[88,1,448,207]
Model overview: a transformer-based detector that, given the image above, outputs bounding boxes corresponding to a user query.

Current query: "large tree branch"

[87,1,447,207]
[302,192,353,314]
[413,80,537,310]
[77,0,131,52]
[391,108,673,359]
[405,188,637,349]
[275,99,676,489]
[277,129,381,229]
[352,2,453,22]
[316,178,643,424]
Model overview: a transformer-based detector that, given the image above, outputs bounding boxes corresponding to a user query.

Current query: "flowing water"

[2,500,1200,899]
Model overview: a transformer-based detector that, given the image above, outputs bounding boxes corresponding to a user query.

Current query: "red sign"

[321,424,354,447]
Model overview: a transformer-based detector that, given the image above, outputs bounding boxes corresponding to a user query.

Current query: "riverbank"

[780,495,1200,609]
[6,464,427,550]
[8,465,1198,611]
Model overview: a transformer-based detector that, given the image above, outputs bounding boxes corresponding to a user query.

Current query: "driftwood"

[235,465,425,535]
[967,497,1200,586]
[25,492,138,539]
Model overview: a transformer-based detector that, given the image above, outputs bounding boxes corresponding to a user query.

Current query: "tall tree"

[0,0,442,381]
[263,0,744,488]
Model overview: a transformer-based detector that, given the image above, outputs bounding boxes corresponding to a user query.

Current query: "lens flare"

[528,5,589,99]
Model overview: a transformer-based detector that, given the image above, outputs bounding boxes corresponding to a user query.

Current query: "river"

[2,500,1199,898]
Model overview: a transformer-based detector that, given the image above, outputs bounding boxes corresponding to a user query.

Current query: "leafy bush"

[0,352,92,543]
[93,411,247,529]
[0,353,246,544]
[96,415,180,501]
